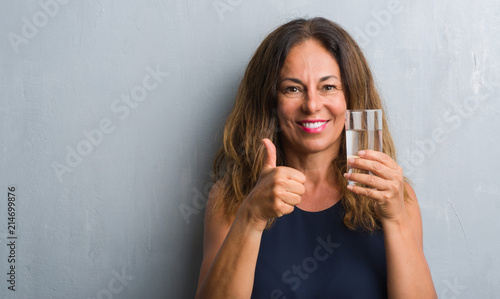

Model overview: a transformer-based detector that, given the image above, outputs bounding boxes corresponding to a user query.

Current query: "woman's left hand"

[344,150,407,224]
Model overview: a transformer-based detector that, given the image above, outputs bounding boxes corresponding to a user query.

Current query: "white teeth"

[301,121,327,129]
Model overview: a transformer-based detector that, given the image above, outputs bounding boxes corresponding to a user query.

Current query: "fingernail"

[344,173,350,178]
[347,185,353,190]
[348,158,355,164]
[358,150,366,156]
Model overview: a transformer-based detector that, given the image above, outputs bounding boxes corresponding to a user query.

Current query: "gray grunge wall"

[1,0,499,298]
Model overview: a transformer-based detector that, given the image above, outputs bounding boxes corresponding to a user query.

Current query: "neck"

[282,143,340,186]
[283,145,342,211]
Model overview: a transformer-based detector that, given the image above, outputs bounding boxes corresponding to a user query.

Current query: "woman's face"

[277,39,347,157]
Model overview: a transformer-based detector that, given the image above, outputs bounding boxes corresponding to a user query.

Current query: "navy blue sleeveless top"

[252,201,387,299]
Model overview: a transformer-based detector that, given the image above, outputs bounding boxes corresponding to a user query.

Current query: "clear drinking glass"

[345,109,383,186]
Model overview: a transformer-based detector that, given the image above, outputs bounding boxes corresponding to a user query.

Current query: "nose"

[302,89,322,114]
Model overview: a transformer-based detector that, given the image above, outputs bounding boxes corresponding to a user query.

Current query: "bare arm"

[196,139,306,298]
[382,183,437,298]
[195,184,264,299]
[345,151,437,299]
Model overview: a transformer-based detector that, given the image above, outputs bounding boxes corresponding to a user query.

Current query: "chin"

[297,139,338,154]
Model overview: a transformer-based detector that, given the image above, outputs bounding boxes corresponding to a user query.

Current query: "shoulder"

[403,181,424,248]
[404,181,417,200]
[206,180,223,215]
[205,180,233,222]
[403,181,419,214]
[204,179,235,246]
[197,180,234,290]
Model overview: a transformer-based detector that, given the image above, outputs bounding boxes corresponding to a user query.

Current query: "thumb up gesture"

[242,139,306,231]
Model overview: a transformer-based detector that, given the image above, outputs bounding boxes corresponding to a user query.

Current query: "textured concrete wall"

[0,0,499,298]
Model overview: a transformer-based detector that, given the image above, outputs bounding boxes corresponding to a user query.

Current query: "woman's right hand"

[240,138,306,231]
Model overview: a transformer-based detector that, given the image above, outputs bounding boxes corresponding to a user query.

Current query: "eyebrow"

[280,75,340,85]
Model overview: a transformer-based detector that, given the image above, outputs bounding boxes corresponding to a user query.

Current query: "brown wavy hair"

[212,17,410,231]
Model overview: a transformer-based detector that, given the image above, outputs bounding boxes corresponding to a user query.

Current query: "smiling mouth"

[298,121,328,129]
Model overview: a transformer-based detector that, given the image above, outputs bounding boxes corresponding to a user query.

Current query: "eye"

[283,86,301,93]
[323,85,338,91]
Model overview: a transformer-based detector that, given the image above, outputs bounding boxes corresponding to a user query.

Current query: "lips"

[297,119,329,133]
[300,121,328,129]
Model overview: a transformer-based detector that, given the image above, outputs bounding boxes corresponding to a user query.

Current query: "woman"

[196,17,436,298]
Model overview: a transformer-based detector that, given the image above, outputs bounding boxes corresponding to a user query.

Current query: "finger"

[284,180,306,196]
[262,138,277,168]
[346,183,383,201]
[347,156,394,180]
[281,193,302,206]
[278,204,295,217]
[344,172,388,190]
[358,150,400,170]
[276,167,306,184]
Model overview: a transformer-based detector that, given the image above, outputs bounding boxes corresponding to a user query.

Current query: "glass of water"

[345,109,383,187]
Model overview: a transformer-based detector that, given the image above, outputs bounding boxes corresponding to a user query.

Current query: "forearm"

[383,217,437,299]
[196,206,263,299]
